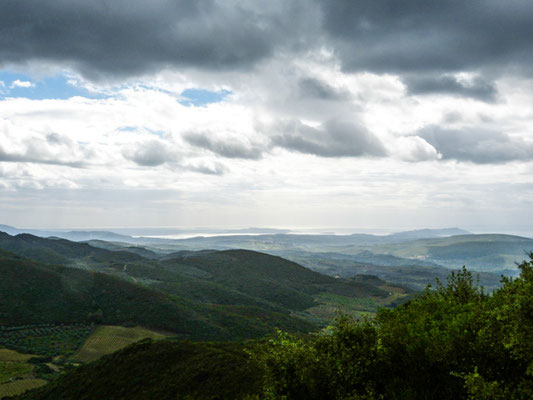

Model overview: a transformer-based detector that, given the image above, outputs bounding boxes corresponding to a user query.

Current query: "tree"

[254,257,533,399]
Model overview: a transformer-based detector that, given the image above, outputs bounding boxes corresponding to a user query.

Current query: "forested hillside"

[0,232,411,341]
[14,255,533,400]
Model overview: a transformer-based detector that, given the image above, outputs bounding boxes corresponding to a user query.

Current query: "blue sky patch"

[0,70,108,100]
[116,126,165,137]
[179,88,231,107]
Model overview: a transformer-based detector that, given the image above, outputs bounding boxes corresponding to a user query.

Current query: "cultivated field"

[0,349,34,362]
[0,379,47,399]
[72,325,169,362]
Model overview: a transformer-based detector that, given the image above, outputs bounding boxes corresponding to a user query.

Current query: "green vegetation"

[361,234,533,272]
[0,362,33,383]
[129,231,533,275]
[0,232,143,267]
[73,325,167,362]
[15,340,262,400]
[0,379,47,399]
[0,233,411,341]
[0,325,93,357]
[11,257,532,399]
[255,256,533,399]
[0,249,316,340]
[0,348,50,399]
[313,292,379,314]
[287,251,504,291]
[0,350,33,363]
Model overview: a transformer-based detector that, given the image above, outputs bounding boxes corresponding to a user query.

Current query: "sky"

[1,0,533,233]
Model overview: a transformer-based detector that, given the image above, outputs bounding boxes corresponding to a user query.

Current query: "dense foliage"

[3,230,531,399]
[0,249,314,340]
[9,257,532,400]
[0,232,410,342]
[14,340,262,400]
[256,256,533,399]
[0,324,93,357]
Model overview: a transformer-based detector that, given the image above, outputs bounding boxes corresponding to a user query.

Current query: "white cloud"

[0,57,533,230]
[392,136,441,162]
[10,79,35,88]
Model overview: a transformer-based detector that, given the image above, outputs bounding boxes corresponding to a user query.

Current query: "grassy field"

[0,349,41,398]
[306,284,410,320]
[0,349,34,362]
[0,361,33,383]
[307,293,379,319]
[0,326,171,398]
[72,325,169,362]
[0,379,47,399]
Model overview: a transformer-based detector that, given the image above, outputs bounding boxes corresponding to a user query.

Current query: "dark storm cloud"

[416,125,533,164]
[405,75,498,102]
[184,132,263,160]
[0,0,309,80]
[298,78,350,101]
[272,119,386,158]
[2,0,533,86]
[319,0,533,75]
[122,140,176,166]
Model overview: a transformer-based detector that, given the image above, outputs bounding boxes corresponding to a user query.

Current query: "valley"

[1,227,532,398]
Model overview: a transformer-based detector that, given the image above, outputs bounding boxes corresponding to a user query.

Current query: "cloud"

[183,131,264,160]
[298,77,350,101]
[1,0,533,89]
[271,119,387,157]
[405,75,498,102]
[0,120,91,167]
[415,125,533,164]
[319,0,533,77]
[122,140,177,166]
[392,136,440,162]
[184,161,228,176]
[0,0,313,80]
[10,80,34,89]
[0,146,86,167]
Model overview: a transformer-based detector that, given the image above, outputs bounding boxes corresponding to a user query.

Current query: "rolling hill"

[363,234,533,272]
[0,232,413,342]
[0,249,315,340]
[12,339,262,400]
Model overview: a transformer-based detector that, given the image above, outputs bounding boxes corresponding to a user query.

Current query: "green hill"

[0,250,313,340]
[0,232,144,268]
[0,232,408,316]
[160,250,399,311]
[0,250,209,335]
[12,339,262,400]
[0,231,412,346]
[13,257,533,400]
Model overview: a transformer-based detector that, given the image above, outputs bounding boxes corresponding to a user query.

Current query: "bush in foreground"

[256,257,533,399]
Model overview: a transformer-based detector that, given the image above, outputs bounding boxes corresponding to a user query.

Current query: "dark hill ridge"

[0,249,211,335]
[83,239,161,259]
[0,231,144,266]
[0,225,133,242]
[14,257,533,400]
[6,225,528,272]
[13,339,262,400]
[0,231,411,339]
[162,249,393,310]
[0,231,402,310]
[0,249,314,339]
